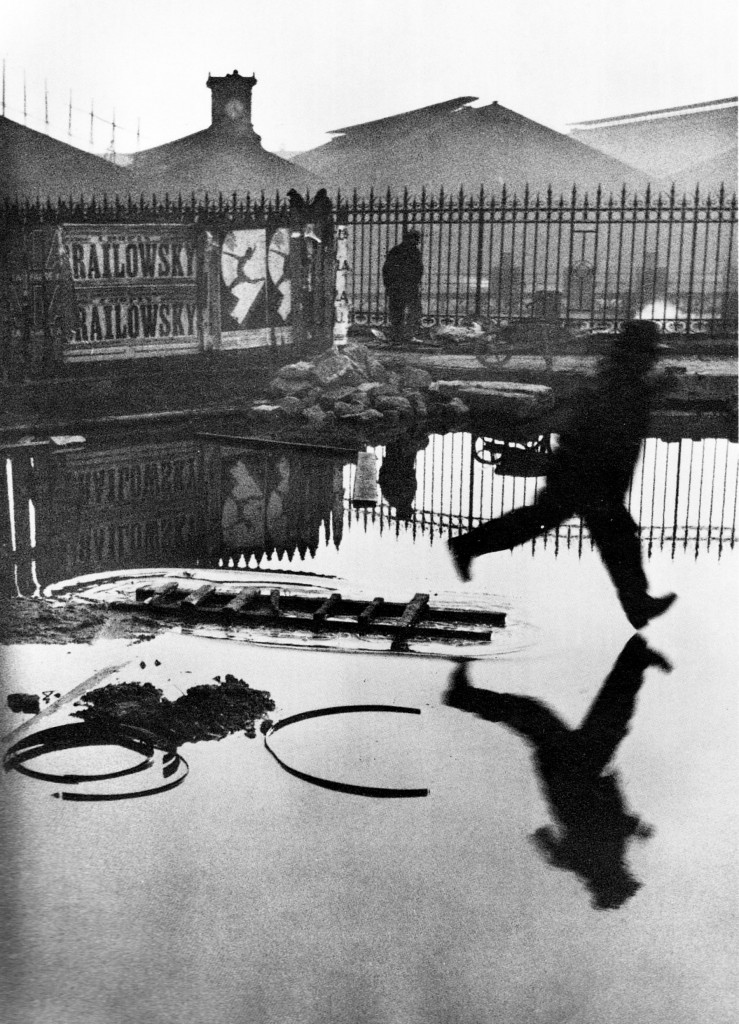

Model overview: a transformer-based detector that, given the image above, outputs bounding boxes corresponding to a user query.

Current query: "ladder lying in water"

[110,581,506,645]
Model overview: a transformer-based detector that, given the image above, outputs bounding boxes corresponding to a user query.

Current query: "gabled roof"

[659,147,738,196]
[131,122,317,198]
[0,115,133,200]
[293,98,647,196]
[569,99,737,179]
[568,96,737,129]
[328,97,478,137]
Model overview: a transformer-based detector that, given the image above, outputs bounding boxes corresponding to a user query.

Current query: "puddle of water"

[1,428,737,1024]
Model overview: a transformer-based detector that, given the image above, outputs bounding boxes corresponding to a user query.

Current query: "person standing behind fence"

[382,230,423,345]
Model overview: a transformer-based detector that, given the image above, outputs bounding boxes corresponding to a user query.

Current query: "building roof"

[130,123,316,197]
[292,98,647,197]
[659,147,738,196]
[568,96,737,129]
[0,115,133,201]
[569,98,737,180]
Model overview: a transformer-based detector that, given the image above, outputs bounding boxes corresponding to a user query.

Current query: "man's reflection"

[445,636,671,909]
[378,433,429,521]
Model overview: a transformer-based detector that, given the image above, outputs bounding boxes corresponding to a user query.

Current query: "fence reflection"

[345,433,739,556]
[2,431,736,598]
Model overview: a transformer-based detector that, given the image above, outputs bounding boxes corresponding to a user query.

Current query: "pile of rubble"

[254,342,469,428]
[73,675,275,745]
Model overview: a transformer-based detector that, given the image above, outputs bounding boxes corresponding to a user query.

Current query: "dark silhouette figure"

[382,230,423,344]
[287,189,306,235]
[444,636,671,909]
[308,188,334,244]
[448,320,676,629]
[286,189,305,213]
[378,434,429,520]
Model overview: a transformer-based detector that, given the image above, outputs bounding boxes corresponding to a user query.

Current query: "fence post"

[333,224,350,349]
[685,187,701,334]
[474,186,486,317]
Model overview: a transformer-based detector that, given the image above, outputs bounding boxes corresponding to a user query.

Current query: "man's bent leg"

[449,491,568,580]
[585,503,676,628]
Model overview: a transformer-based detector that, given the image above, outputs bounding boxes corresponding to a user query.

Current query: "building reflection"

[1,412,737,597]
[1,438,348,595]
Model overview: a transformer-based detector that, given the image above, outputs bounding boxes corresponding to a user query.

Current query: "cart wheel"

[476,335,512,366]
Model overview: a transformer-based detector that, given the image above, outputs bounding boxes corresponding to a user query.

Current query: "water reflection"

[445,636,671,909]
[377,432,429,520]
[1,417,736,596]
[3,673,274,801]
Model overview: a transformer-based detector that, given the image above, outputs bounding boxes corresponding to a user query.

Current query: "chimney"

[206,70,260,138]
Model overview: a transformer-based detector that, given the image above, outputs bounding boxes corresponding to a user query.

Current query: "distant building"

[568,98,737,193]
[130,70,315,198]
[0,115,131,200]
[292,98,647,197]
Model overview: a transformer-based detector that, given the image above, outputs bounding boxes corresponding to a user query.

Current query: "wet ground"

[1,426,737,1024]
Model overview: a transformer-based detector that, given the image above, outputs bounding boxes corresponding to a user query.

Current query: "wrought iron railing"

[345,434,739,556]
[3,185,737,337]
[339,185,738,336]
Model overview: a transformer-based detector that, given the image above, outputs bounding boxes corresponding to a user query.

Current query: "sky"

[2,0,737,156]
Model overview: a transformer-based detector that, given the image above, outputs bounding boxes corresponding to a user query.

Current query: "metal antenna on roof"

[44,79,48,128]
[136,117,141,151]
[89,99,94,146]
[68,90,72,137]
[109,108,116,156]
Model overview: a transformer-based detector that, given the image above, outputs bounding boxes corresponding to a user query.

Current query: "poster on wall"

[219,226,292,348]
[62,225,199,360]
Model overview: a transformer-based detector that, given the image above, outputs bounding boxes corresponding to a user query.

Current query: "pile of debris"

[254,342,469,428]
[72,675,275,744]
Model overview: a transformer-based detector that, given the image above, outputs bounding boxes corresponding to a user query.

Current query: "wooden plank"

[357,597,384,628]
[197,432,358,457]
[312,593,342,625]
[396,593,430,630]
[253,593,505,626]
[182,584,215,608]
[107,600,492,641]
[222,588,259,615]
[139,581,179,604]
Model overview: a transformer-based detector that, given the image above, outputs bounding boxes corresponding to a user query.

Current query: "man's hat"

[403,230,421,243]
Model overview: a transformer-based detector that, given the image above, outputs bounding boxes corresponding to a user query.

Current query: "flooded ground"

[1,425,737,1024]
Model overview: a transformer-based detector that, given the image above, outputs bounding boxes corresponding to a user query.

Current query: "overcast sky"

[3,0,737,155]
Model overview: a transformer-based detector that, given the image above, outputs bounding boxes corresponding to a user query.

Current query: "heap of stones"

[255,342,469,429]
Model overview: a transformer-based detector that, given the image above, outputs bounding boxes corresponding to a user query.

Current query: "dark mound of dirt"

[73,674,275,745]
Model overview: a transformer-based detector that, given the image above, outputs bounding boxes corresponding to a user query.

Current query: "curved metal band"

[4,723,157,784]
[53,752,190,801]
[264,705,429,798]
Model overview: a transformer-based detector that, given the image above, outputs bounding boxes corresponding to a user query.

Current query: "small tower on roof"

[206,69,260,138]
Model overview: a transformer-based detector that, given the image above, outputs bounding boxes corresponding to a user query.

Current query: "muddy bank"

[0,598,158,645]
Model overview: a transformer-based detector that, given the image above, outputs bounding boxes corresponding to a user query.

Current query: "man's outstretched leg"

[585,504,676,629]
[448,490,568,581]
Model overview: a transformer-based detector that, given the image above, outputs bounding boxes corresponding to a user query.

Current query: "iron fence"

[344,434,739,556]
[4,184,737,338]
[339,185,738,336]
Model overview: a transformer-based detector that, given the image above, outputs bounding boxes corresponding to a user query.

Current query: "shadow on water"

[445,635,672,909]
